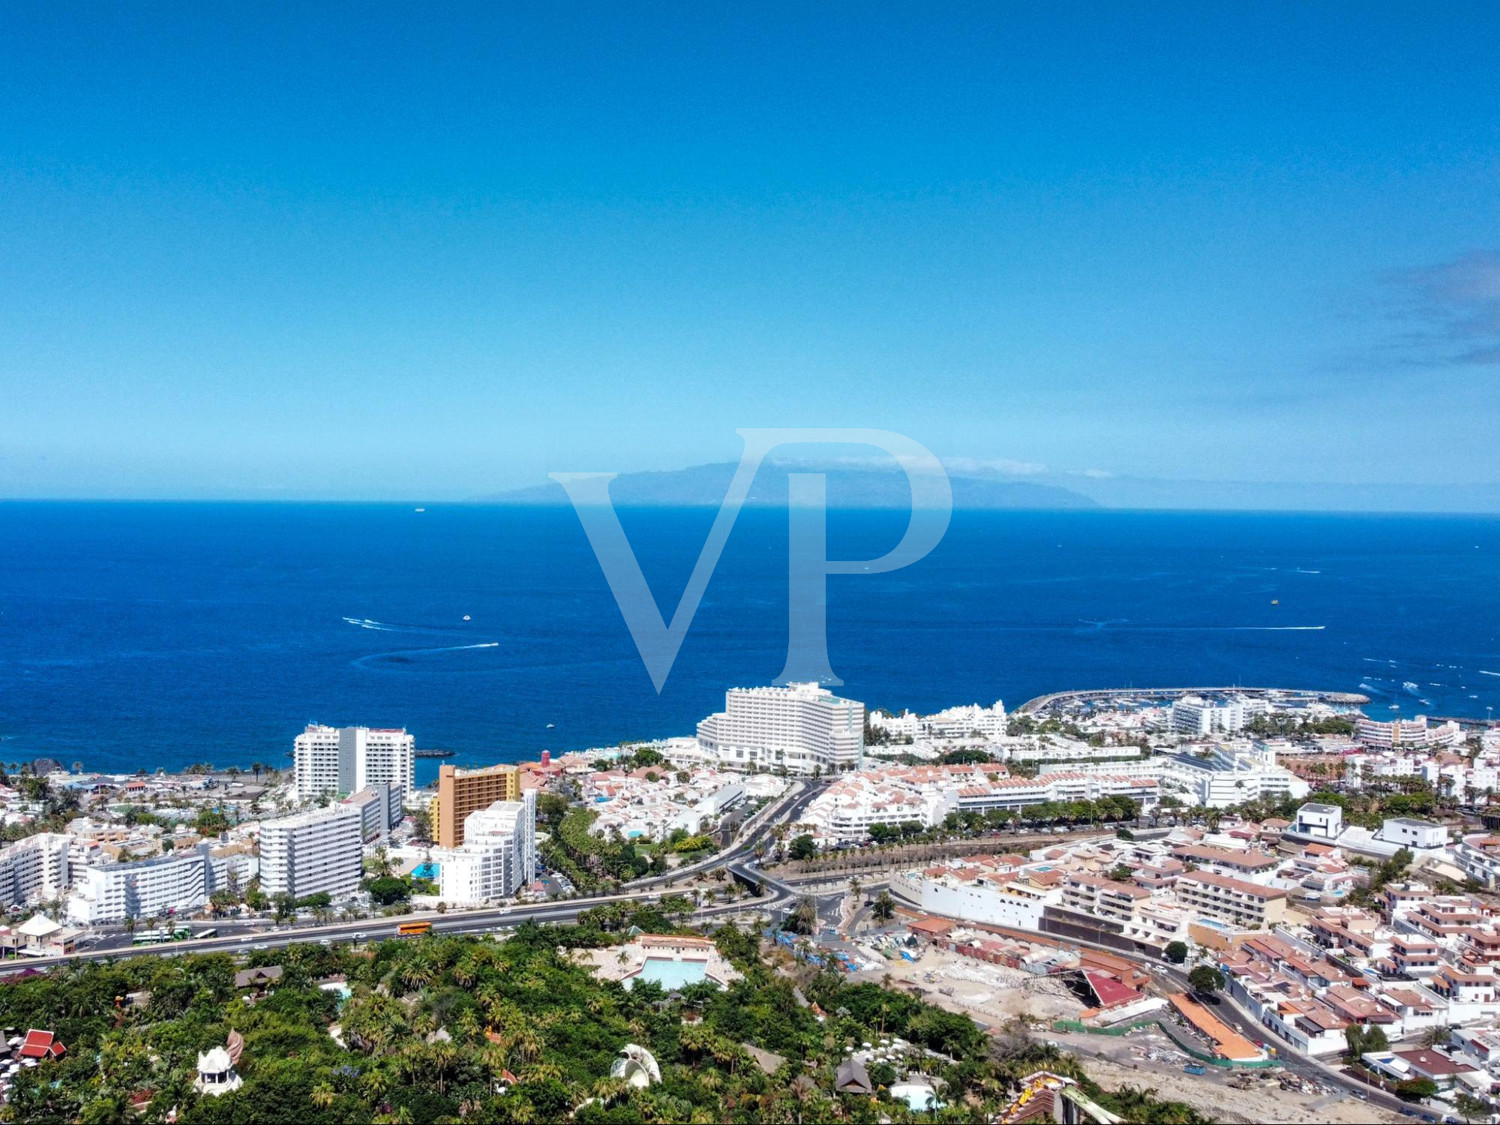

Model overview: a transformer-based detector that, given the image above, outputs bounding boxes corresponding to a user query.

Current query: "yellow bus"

[396,920,433,937]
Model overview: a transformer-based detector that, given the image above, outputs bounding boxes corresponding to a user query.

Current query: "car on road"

[238,935,252,942]
[354,932,367,940]
[318,938,332,946]
[254,943,268,950]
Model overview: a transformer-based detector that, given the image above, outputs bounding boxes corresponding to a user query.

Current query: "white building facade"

[1355,715,1462,749]
[1170,695,1266,736]
[436,790,537,904]
[293,724,415,801]
[0,833,70,909]
[259,804,364,901]
[66,848,210,924]
[345,780,405,842]
[695,682,864,775]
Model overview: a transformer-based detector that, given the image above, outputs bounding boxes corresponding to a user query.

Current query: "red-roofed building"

[1081,969,1145,1011]
[18,1029,65,1061]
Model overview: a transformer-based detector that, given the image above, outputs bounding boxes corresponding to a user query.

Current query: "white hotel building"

[0,833,70,910]
[259,804,364,901]
[293,724,415,800]
[66,847,211,924]
[695,682,864,775]
[1354,714,1463,749]
[1170,694,1267,736]
[436,790,537,905]
[799,763,1160,845]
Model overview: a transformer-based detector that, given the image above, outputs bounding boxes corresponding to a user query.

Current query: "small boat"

[546,723,555,729]
[414,507,426,513]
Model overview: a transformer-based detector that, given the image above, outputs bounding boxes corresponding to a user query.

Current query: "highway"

[1,778,823,974]
[0,774,1414,1117]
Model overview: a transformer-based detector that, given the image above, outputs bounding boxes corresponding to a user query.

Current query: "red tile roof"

[18,1029,65,1060]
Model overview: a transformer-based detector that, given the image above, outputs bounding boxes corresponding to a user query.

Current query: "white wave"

[343,616,400,631]
[1480,670,1500,678]
[343,616,471,637]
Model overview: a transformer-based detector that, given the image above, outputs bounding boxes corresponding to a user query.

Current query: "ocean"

[1,502,1497,784]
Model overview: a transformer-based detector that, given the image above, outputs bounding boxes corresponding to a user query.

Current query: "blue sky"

[2,4,1498,502]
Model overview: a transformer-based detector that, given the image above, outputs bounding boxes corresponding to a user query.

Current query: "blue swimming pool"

[629,958,708,990]
[411,862,439,880]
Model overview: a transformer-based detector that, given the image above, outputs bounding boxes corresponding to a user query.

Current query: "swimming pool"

[411,862,440,880]
[628,958,708,990]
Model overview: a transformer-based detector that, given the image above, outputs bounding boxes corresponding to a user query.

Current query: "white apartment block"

[695,682,864,775]
[1171,694,1265,736]
[345,780,405,842]
[1156,743,1309,808]
[436,790,536,904]
[0,833,70,909]
[1378,817,1449,851]
[1061,872,1154,925]
[66,848,210,924]
[1175,870,1288,929]
[798,763,1159,844]
[891,862,1062,930]
[259,804,364,901]
[869,700,1007,743]
[293,724,415,800]
[1458,834,1500,890]
[1355,714,1462,749]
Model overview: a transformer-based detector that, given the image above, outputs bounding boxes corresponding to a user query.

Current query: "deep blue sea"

[1,502,1497,784]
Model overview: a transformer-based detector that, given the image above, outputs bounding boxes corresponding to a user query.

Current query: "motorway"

[2,779,827,974]
[0,775,1416,1117]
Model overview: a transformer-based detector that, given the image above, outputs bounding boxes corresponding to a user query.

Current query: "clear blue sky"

[2,4,1498,501]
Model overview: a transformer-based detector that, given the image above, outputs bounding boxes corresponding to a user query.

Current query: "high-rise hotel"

[695,681,865,775]
[433,763,522,847]
[293,724,414,801]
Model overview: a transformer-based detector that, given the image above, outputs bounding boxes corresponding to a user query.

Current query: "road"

[1,775,1410,1118]
[883,883,1412,1118]
[3,777,824,973]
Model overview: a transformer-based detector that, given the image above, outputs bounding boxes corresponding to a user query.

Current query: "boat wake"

[352,641,500,671]
[342,616,473,637]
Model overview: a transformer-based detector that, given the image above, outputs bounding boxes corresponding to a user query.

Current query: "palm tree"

[591,1076,630,1106]
[429,1041,460,1095]
[512,1027,544,1067]
[363,1066,395,1102]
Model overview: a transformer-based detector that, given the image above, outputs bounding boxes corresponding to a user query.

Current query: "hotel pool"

[629,958,708,991]
[411,862,440,880]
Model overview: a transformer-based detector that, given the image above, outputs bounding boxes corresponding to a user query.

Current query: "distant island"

[475,460,1099,510]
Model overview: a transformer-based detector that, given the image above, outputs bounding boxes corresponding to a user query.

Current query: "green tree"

[872,891,896,922]
[365,876,411,906]
[1164,941,1188,964]
[1187,965,1223,996]
[1395,1076,1438,1102]
[1455,1092,1491,1123]
[788,834,817,861]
